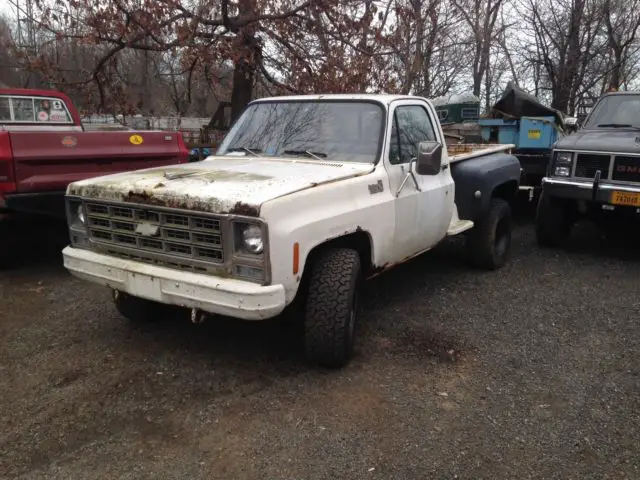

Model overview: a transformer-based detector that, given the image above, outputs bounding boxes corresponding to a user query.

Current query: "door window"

[389,105,437,165]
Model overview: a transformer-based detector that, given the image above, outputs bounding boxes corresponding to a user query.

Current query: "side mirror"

[416,141,443,175]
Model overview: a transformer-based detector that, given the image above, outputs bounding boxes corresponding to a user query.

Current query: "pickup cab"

[61,94,521,368]
[536,91,640,246]
[0,88,189,265]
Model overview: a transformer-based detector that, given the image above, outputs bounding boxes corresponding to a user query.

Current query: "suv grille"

[84,201,225,272]
[574,153,611,178]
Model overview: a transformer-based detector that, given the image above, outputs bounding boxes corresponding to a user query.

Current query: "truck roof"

[0,88,74,100]
[251,93,429,105]
[0,88,82,126]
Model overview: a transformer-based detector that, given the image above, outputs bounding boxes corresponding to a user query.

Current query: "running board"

[447,219,474,236]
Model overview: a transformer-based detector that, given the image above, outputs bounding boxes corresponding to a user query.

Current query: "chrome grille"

[84,201,225,270]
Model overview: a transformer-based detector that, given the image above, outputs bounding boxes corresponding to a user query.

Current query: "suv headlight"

[553,151,573,176]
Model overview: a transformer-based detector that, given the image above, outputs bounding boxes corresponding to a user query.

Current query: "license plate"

[611,191,640,207]
[125,273,162,301]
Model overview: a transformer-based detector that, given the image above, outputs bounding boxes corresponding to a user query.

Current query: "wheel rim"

[495,218,510,258]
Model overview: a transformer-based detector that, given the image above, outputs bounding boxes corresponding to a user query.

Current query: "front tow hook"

[592,169,602,202]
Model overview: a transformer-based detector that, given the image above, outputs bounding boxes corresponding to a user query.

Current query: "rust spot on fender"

[228,201,259,217]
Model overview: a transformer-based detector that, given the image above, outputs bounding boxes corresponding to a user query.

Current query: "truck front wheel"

[466,198,512,270]
[535,192,573,247]
[303,248,362,368]
[113,290,163,323]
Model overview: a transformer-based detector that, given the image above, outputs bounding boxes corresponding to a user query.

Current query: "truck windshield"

[217,100,385,163]
[584,94,640,129]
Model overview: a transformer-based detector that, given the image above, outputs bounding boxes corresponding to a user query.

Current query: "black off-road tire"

[535,191,573,247]
[466,198,512,270]
[303,248,362,368]
[113,290,163,323]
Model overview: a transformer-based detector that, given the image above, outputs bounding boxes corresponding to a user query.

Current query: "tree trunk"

[230,57,254,124]
[609,49,623,90]
[230,0,258,124]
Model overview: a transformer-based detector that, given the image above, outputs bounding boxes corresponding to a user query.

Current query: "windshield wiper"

[596,123,640,129]
[226,147,262,156]
[282,150,328,160]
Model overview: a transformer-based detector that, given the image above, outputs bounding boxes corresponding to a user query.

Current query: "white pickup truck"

[62,94,521,368]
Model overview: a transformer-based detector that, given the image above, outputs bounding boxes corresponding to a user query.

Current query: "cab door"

[384,100,454,259]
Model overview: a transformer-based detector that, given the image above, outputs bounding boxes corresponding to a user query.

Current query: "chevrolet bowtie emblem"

[135,222,160,237]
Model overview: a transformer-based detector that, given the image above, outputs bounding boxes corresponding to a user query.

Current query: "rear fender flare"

[450,152,521,222]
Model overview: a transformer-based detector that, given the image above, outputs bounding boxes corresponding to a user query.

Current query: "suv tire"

[535,191,573,247]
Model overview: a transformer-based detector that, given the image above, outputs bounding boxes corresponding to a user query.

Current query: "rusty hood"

[66,155,375,216]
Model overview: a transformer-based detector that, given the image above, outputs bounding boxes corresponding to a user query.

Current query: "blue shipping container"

[517,116,559,149]
[478,116,560,150]
[478,118,519,145]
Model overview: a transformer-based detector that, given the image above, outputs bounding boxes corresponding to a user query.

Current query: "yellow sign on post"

[129,134,144,145]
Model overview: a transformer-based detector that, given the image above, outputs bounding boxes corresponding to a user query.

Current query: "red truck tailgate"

[8,130,188,193]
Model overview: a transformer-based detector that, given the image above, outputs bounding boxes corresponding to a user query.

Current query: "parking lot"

[1,213,639,479]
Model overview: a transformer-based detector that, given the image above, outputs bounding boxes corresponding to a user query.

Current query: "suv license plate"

[611,191,640,206]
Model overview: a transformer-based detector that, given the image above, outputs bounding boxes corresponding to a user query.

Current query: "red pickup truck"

[0,88,189,265]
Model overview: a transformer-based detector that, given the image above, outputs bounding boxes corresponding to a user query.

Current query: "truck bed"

[1,130,188,218]
[448,143,521,225]
[448,143,516,163]
[5,130,188,194]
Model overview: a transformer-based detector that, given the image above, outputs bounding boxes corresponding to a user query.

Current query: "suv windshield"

[583,94,640,129]
[217,100,385,163]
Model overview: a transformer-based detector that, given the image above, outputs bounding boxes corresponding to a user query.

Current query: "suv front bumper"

[62,246,286,320]
[542,177,640,204]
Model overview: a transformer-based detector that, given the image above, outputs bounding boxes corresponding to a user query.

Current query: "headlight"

[234,222,264,255]
[66,197,91,249]
[243,225,263,253]
[77,204,85,224]
[66,198,86,228]
[553,151,573,176]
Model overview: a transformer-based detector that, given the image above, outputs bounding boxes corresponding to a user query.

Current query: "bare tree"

[602,0,640,90]
[452,0,507,104]
[519,0,606,114]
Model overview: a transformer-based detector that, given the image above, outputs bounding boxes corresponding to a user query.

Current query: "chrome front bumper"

[541,177,640,203]
[63,246,286,320]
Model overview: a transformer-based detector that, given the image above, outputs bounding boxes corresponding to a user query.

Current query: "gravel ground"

[1,214,639,479]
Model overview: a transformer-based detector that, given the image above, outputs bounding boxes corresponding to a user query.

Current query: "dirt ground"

[1,215,639,479]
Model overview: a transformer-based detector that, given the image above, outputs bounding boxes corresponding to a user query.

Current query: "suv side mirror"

[416,141,443,175]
